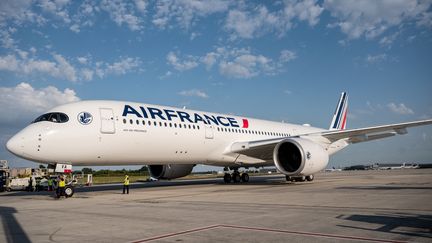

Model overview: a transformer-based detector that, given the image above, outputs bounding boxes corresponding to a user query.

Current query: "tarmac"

[0,169,431,243]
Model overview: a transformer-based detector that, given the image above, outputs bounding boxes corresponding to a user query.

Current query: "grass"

[88,172,271,185]
[91,175,148,185]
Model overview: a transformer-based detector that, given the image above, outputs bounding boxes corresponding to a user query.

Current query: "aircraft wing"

[319,119,432,143]
[230,119,432,159]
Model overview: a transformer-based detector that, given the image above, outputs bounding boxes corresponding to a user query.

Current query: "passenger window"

[136,120,139,125]
[129,119,133,124]
[142,120,145,125]
[123,119,126,124]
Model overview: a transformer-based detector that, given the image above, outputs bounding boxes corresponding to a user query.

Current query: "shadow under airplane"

[337,212,432,239]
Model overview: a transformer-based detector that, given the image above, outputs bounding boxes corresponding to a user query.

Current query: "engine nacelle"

[148,164,194,180]
[273,138,329,176]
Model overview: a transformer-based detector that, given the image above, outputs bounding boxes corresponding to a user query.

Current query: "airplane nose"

[6,134,22,156]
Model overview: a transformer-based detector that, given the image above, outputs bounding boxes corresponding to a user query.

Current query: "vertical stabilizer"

[329,92,348,130]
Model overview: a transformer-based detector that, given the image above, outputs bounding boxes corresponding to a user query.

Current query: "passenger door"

[99,108,115,134]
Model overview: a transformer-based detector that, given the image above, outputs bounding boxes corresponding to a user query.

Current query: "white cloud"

[0,53,78,82]
[166,51,199,71]
[379,32,399,46]
[366,53,387,64]
[387,103,414,115]
[219,52,275,78]
[0,52,141,82]
[201,52,219,70]
[100,0,142,31]
[69,23,80,33]
[153,0,229,29]
[166,47,297,79]
[325,0,432,40]
[80,68,94,81]
[178,89,209,98]
[219,60,256,79]
[39,0,72,23]
[213,47,296,78]
[77,56,88,64]
[104,57,141,75]
[0,0,46,26]
[0,82,80,124]
[279,50,297,62]
[225,0,323,39]
[134,0,147,13]
[93,57,141,78]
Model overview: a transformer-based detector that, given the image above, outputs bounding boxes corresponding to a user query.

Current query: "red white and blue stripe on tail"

[329,92,348,131]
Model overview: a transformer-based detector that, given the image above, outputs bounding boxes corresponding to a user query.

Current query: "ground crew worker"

[123,175,130,194]
[35,177,40,192]
[32,176,36,192]
[48,177,53,191]
[28,177,33,192]
[57,176,66,198]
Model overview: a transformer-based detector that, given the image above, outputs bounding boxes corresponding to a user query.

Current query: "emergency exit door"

[100,108,115,134]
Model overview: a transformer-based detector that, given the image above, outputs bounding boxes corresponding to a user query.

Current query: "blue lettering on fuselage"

[122,105,142,118]
[122,104,241,127]
[148,107,166,120]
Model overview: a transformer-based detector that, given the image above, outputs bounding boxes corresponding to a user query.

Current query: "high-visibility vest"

[124,177,130,186]
[48,179,53,186]
[59,180,66,187]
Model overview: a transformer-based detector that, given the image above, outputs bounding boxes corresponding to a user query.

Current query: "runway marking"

[130,224,409,243]
[130,224,220,243]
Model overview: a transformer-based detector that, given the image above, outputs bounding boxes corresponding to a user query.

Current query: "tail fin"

[329,92,348,130]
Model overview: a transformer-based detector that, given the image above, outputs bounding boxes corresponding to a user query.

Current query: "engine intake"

[273,138,329,176]
[148,164,194,180]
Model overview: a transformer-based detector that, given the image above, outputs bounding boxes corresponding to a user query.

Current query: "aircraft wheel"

[306,175,314,181]
[298,176,306,182]
[223,173,232,183]
[285,175,293,182]
[64,186,74,198]
[241,173,249,182]
[232,172,241,183]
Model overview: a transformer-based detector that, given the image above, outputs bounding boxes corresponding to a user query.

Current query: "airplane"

[5,92,432,195]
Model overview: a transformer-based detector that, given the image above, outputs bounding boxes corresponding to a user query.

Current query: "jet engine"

[148,164,194,180]
[273,138,329,176]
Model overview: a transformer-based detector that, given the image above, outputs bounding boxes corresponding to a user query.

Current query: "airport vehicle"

[0,160,9,192]
[7,178,29,191]
[6,92,432,193]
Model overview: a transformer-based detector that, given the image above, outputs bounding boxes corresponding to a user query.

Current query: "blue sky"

[1,0,431,171]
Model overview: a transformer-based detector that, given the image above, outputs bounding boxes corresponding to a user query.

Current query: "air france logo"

[78,112,93,125]
[122,104,249,128]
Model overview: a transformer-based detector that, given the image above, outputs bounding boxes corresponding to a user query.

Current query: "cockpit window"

[33,112,69,123]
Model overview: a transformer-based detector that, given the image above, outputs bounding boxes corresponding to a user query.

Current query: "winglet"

[329,92,348,130]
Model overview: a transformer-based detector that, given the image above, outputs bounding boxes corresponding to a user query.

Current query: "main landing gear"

[285,175,314,182]
[223,169,249,183]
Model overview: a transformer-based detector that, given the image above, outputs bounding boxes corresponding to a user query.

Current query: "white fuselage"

[6,100,330,167]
